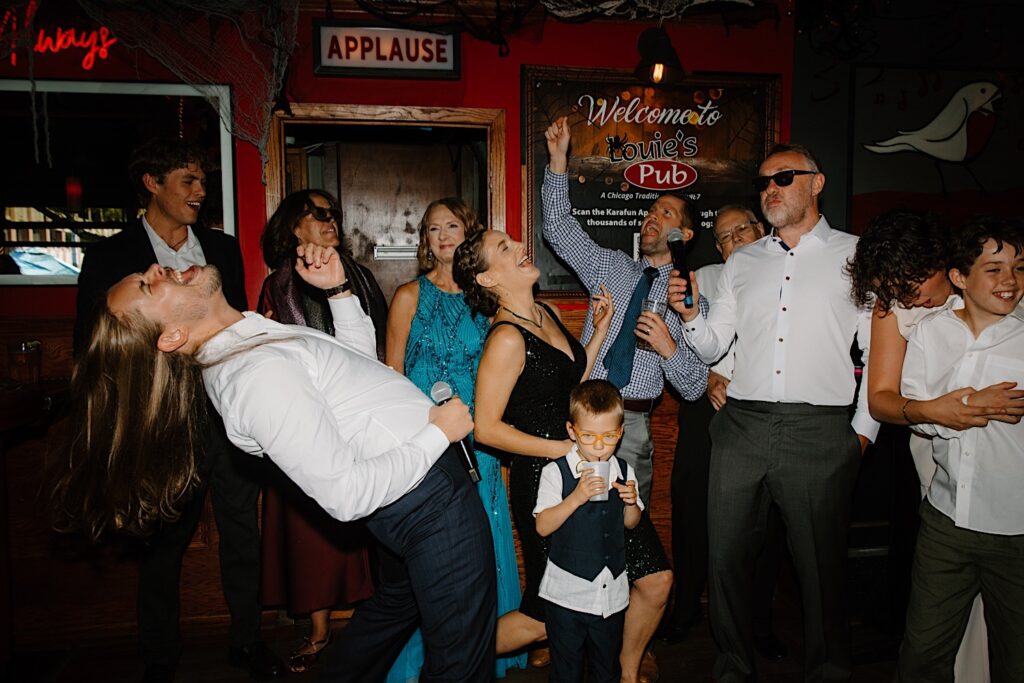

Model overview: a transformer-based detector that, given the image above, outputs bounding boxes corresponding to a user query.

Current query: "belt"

[623,397,658,413]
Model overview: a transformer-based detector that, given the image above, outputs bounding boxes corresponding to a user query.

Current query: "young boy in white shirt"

[533,380,642,683]
[897,216,1024,683]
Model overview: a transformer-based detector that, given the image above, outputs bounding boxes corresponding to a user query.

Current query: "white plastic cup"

[581,460,611,502]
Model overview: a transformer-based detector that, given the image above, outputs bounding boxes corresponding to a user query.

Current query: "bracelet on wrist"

[322,280,351,298]
[901,398,915,425]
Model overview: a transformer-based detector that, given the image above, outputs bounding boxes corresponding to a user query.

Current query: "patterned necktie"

[603,266,659,388]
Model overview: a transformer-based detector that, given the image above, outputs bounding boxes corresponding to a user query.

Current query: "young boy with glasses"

[533,380,642,683]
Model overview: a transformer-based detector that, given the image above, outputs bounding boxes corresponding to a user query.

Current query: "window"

[0,80,234,284]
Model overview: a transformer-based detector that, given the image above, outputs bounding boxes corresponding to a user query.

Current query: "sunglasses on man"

[752,169,816,192]
[303,206,342,223]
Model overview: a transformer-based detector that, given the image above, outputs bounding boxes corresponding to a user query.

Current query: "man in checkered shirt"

[542,116,709,505]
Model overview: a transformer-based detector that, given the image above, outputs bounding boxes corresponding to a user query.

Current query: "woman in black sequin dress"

[455,230,672,682]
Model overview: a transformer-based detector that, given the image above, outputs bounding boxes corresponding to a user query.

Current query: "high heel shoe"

[288,632,332,674]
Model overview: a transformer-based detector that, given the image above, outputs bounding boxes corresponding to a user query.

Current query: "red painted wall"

[1,9,793,317]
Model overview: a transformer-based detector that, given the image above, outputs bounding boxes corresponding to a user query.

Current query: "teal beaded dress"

[385,276,526,682]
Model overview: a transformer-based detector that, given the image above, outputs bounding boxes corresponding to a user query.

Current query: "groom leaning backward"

[55,243,497,683]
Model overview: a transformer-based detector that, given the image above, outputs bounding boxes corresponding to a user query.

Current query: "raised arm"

[541,118,627,292]
[583,285,614,379]
[385,279,419,373]
[474,325,572,458]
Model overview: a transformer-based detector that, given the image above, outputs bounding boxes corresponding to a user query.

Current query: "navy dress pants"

[320,447,496,682]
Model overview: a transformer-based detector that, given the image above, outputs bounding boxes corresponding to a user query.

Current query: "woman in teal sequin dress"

[384,198,526,681]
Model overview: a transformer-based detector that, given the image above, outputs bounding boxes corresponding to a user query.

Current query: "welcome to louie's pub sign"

[522,65,780,294]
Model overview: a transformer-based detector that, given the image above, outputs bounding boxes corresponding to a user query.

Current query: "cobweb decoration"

[353,0,752,39]
[75,0,300,167]
[540,0,750,21]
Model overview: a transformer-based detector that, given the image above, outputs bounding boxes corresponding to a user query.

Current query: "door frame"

[265,104,506,233]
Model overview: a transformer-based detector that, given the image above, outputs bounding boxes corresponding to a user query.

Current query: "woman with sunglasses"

[257,189,387,673]
[384,198,527,681]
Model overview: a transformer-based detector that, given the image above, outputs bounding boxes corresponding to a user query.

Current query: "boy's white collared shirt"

[533,445,642,618]
[902,297,1024,535]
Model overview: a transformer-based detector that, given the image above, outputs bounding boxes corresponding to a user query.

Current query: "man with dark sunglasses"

[663,204,789,662]
[671,143,878,683]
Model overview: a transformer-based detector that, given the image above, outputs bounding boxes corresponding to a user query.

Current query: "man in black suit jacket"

[74,139,283,682]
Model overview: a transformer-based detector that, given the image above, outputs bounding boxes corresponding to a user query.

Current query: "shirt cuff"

[851,411,881,443]
[544,166,568,183]
[409,422,451,464]
[327,294,365,321]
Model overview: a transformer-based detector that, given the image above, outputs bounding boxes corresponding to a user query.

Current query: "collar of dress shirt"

[767,214,831,251]
[565,444,625,482]
[142,214,196,251]
[197,311,271,363]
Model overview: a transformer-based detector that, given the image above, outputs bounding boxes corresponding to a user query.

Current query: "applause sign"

[522,66,781,294]
[313,21,460,80]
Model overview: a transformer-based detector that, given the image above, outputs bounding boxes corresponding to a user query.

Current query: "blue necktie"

[603,266,658,389]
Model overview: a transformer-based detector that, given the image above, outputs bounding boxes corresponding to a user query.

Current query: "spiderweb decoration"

[539,0,750,21]
[76,0,299,166]
[352,0,752,53]
[2,0,299,167]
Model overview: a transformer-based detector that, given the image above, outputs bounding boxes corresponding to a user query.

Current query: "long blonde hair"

[50,305,206,541]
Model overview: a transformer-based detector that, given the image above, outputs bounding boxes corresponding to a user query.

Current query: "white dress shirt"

[682,216,879,441]
[142,215,206,270]
[533,446,643,618]
[902,298,1024,535]
[694,262,735,380]
[199,296,450,522]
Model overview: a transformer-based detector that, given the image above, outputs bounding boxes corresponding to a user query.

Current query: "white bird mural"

[864,81,1001,192]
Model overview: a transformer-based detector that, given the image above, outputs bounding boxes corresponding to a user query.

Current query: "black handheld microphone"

[666,228,692,307]
[429,381,481,483]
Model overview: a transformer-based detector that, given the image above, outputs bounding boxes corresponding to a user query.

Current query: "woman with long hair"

[456,229,667,683]
[848,210,1022,683]
[384,198,526,680]
[257,189,385,673]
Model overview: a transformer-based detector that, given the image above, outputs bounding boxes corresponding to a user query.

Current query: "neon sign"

[2,1,118,71]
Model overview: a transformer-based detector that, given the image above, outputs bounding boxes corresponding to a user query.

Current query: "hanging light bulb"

[634,26,684,86]
[651,62,665,84]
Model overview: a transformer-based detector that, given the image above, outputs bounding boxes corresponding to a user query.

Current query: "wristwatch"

[322,280,352,297]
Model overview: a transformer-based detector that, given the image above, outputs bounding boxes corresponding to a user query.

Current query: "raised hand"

[295,243,348,293]
[668,268,700,321]
[544,115,571,174]
[591,284,615,336]
[570,468,606,506]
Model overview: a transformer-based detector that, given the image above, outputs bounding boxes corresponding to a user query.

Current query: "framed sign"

[849,65,1021,234]
[313,20,460,80]
[522,65,780,295]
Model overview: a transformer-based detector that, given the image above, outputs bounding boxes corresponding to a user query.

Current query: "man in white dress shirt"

[671,144,878,682]
[78,245,497,683]
[665,205,787,661]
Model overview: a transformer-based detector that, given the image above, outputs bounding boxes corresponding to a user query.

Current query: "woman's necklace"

[501,304,543,329]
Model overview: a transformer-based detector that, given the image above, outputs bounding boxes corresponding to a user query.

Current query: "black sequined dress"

[494,304,670,622]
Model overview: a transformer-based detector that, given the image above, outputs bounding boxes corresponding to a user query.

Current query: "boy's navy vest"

[548,456,628,581]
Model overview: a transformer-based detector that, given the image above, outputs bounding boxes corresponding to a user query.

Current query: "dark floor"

[7,580,901,683]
